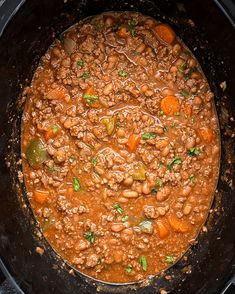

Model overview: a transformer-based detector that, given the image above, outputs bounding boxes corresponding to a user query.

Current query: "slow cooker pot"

[0,0,234,293]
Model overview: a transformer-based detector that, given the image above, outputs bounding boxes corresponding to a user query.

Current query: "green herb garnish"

[139,256,148,271]
[73,176,81,192]
[179,89,189,97]
[84,231,96,244]
[77,59,85,68]
[166,255,174,264]
[113,203,123,214]
[51,125,58,134]
[142,132,156,140]
[132,50,141,56]
[118,69,128,77]
[156,179,163,188]
[85,143,95,149]
[122,215,129,222]
[125,264,133,273]
[167,157,182,170]
[81,72,90,81]
[187,147,200,157]
[158,110,164,116]
[151,187,158,193]
[126,19,138,37]
[189,174,196,182]
[113,23,120,32]
[178,62,187,74]
[91,157,98,166]
[48,166,56,173]
[159,161,164,168]
[83,93,99,105]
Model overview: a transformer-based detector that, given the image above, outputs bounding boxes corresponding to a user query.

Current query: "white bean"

[122,190,138,198]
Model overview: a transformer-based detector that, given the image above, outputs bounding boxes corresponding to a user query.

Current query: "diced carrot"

[156,221,170,239]
[197,127,214,143]
[118,26,129,38]
[184,104,192,117]
[160,95,180,115]
[47,86,70,102]
[34,190,49,204]
[127,134,140,152]
[154,24,176,44]
[83,87,100,108]
[168,214,190,233]
[45,126,59,141]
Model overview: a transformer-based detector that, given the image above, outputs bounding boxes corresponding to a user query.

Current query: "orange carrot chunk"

[154,24,176,44]
[160,95,180,115]
[47,86,70,102]
[127,134,140,152]
[197,127,214,143]
[168,214,190,233]
[45,125,59,141]
[83,87,100,108]
[156,221,170,239]
[184,104,192,117]
[34,190,49,204]
[118,26,129,38]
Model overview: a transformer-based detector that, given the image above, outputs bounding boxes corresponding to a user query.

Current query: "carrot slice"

[118,26,129,38]
[160,95,180,115]
[168,214,190,233]
[47,86,70,102]
[184,104,192,117]
[83,87,100,108]
[156,221,170,239]
[154,24,175,44]
[197,127,214,143]
[127,134,140,152]
[34,190,49,204]
[45,126,59,141]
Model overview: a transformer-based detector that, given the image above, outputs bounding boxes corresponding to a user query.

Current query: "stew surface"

[21,12,220,283]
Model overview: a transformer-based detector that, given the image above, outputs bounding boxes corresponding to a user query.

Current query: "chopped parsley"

[151,187,158,193]
[139,255,148,271]
[125,264,133,273]
[178,62,187,74]
[81,72,90,81]
[156,179,164,188]
[142,132,156,140]
[51,125,58,134]
[48,166,56,173]
[184,68,194,79]
[84,231,96,244]
[126,19,138,37]
[158,110,164,116]
[167,157,182,170]
[83,93,99,105]
[132,50,141,56]
[77,59,85,68]
[113,203,123,214]
[122,215,129,222]
[189,174,196,182]
[72,177,81,192]
[91,157,98,166]
[159,161,164,168]
[187,147,200,157]
[179,89,189,97]
[113,23,120,32]
[118,69,128,77]
[166,255,174,264]
[85,143,95,149]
